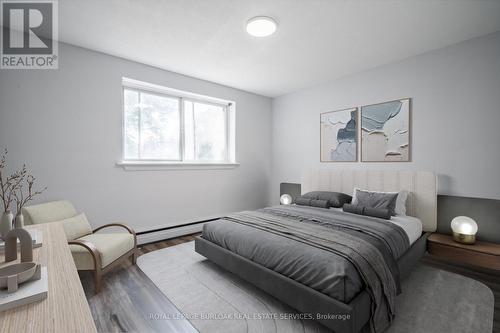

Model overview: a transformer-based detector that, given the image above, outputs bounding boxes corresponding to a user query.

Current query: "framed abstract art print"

[361,98,411,162]
[320,108,358,162]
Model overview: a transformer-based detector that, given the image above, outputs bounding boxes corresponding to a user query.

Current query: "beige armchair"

[22,200,138,293]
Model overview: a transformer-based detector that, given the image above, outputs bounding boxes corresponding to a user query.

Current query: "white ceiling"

[59,0,500,97]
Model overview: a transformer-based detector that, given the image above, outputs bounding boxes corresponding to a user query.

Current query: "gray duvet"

[202,205,411,333]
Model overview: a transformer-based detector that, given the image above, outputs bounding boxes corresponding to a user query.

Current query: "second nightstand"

[427,233,500,270]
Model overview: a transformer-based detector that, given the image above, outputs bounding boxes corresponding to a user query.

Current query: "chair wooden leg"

[131,249,138,265]
[94,268,102,294]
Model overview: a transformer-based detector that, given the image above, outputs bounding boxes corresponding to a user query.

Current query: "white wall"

[2,31,499,233]
[271,31,500,203]
[0,43,272,232]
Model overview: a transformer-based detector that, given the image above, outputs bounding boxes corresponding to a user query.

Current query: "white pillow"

[352,188,408,216]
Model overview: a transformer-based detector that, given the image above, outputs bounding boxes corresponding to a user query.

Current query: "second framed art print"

[361,98,411,162]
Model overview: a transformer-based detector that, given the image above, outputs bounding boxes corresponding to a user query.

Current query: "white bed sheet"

[330,208,423,245]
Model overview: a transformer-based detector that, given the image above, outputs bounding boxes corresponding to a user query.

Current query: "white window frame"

[117,77,238,170]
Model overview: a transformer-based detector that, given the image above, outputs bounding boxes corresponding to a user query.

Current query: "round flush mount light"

[246,16,277,37]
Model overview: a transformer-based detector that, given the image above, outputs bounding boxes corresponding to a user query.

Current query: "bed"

[195,170,437,333]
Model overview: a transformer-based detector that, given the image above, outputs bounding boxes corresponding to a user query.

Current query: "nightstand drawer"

[428,234,500,270]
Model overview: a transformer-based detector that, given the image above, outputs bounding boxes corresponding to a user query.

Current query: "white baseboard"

[137,223,205,245]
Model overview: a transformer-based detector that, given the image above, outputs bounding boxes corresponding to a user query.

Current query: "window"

[121,78,236,168]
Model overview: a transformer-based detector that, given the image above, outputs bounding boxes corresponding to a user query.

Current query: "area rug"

[137,241,494,333]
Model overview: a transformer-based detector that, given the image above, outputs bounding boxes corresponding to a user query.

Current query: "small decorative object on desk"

[0,228,47,311]
[0,211,13,239]
[0,267,48,311]
[280,194,292,205]
[0,148,46,234]
[451,216,478,244]
[0,229,42,252]
[14,213,24,229]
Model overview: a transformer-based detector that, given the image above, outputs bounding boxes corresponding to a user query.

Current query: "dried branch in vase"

[0,148,7,211]
[0,148,47,214]
[14,174,47,215]
[0,149,26,212]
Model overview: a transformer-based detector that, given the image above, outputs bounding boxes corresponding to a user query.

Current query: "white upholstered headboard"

[301,170,437,232]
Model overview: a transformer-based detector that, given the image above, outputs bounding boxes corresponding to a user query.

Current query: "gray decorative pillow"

[354,189,398,216]
[342,204,391,220]
[295,197,330,209]
[301,191,352,208]
[352,188,408,215]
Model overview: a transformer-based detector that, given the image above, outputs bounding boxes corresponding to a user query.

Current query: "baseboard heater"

[136,217,220,245]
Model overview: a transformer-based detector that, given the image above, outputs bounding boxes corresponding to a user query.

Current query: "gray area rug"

[137,242,493,333]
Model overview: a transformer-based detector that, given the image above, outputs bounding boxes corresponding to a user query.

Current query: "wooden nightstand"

[427,233,500,270]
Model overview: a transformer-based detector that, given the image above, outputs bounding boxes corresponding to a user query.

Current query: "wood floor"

[80,234,500,333]
[80,234,200,333]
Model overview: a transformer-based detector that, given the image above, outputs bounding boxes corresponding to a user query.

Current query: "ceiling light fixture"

[246,16,277,37]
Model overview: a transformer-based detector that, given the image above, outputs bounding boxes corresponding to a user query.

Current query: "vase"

[1,210,14,239]
[14,213,24,229]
